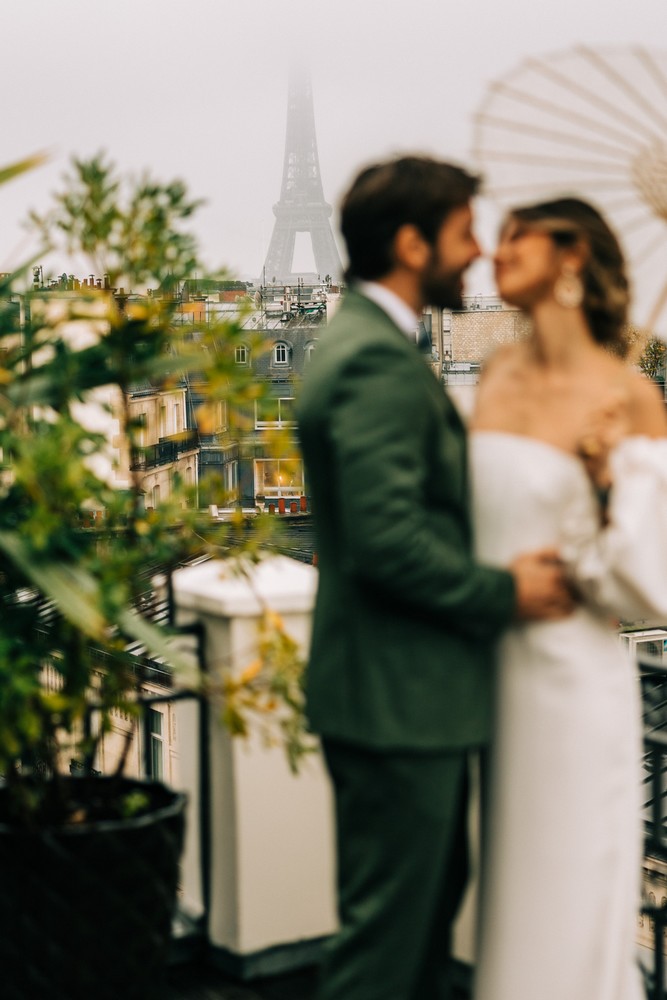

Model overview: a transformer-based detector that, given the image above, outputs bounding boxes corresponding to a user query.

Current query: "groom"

[296,156,572,1000]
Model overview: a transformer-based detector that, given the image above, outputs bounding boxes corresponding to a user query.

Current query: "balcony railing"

[640,655,667,999]
[130,431,199,471]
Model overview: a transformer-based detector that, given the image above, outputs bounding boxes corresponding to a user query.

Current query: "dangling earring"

[554,266,584,309]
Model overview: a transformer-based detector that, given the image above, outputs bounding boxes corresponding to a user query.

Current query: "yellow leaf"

[239,659,262,684]
[264,610,284,631]
[125,302,149,322]
[195,403,217,434]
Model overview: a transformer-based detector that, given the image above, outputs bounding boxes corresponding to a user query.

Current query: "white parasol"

[472,46,667,342]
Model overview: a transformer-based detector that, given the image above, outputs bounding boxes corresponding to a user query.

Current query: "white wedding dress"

[470,431,667,1000]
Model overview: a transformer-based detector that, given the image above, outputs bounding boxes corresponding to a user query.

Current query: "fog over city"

[2,0,664,295]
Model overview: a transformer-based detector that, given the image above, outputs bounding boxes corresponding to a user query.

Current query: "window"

[196,399,227,435]
[235,344,248,365]
[219,400,228,432]
[151,484,161,509]
[254,458,304,497]
[159,405,167,438]
[147,708,164,780]
[173,402,181,434]
[254,397,296,429]
[305,342,317,363]
[273,342,289,365]
[136,412,147,448]
[224,460,238,495]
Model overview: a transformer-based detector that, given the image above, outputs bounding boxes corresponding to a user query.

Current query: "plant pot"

[0,776,186,1000]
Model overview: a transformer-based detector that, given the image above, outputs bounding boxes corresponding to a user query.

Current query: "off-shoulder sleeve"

[562,437,667,622]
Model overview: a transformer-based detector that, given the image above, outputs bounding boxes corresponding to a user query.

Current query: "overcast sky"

[2,0,664,295]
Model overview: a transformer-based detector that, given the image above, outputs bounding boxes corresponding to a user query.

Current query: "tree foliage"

[0,155,312,823]
[638,336,667,381]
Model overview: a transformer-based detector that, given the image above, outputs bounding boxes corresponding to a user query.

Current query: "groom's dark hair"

[341,156,480,282]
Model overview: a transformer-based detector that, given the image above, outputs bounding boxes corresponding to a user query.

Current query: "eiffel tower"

[263,68,342,284]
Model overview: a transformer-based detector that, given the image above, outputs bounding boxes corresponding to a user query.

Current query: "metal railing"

[82,620,212,963]
[130,431,199,471]
[76,639,667,989]
[640,654,667,998]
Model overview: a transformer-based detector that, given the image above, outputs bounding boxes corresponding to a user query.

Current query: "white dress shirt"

[356,281,420,340]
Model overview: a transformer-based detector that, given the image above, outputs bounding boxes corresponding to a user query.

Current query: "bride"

[470,197,667,1000]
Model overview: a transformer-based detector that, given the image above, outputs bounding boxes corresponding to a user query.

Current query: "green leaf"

[0,152,47,187]
[0,531,107,639]
[117,607,199,680]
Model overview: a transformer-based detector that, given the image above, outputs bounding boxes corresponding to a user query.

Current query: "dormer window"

[235,344,249,365]
[305,341,317,363]
[273,342,289,365]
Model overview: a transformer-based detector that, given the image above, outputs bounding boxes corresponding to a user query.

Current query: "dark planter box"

[0,777,186,1000]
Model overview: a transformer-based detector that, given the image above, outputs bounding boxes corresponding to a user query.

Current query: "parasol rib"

[634,229,667,267]
[646,276,667,333]
[483,179,633,197]
[639,49,667,100]
[474,113,631,161]
[614,209,661,236]
[479,151,629,173]
[579,47,667,137]
[488,81,647,149]
[526,57,657,143]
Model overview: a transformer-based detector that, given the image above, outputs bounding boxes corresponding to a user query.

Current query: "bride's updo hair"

[508,197,630,353]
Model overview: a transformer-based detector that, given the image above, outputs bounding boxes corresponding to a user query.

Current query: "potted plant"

[0,153,310,999]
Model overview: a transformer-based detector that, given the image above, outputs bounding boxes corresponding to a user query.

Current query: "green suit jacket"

[296,290,515,751]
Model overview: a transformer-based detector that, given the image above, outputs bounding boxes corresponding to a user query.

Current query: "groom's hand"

[510,547,575,621]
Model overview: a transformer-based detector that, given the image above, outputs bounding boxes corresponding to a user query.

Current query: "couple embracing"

[295,157,667,1000]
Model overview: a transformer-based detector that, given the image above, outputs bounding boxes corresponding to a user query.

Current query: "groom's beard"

[420,257,467,311]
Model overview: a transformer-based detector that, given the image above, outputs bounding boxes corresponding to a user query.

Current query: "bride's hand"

[577,389,630,491]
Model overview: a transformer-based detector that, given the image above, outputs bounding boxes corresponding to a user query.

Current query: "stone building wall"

[451,308,531,363]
